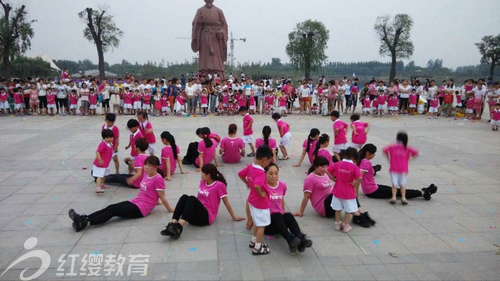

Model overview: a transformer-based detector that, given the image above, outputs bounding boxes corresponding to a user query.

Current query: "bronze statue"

[191,0,228,78]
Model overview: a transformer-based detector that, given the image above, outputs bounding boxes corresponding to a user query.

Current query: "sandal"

[279,156,289,161]
[249,242,268,248]
[252,245,270,255]
[342,223,352,233]
[401,199,408,205]
[389,199,396,204]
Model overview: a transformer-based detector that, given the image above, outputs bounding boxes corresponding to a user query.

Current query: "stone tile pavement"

[0,112,499,280]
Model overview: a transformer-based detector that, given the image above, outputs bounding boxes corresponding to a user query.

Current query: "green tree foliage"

[0,0,35,80]
[12,56,53,78]
[78,7,123,79]
[286,20,329,80]
[374,14,414,82]
[475,34,500,79]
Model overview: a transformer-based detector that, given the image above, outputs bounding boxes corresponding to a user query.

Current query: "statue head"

[204,0,214,8]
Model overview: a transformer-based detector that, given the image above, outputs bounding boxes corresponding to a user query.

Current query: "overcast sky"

[20,0,500,69]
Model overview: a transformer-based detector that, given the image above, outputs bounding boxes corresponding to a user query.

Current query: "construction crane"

[229,32,246,73]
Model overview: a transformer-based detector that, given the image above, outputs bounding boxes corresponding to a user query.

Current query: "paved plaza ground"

[0,112,499,281]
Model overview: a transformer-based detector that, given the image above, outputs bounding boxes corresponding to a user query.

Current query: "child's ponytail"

[201,164,227,186]
[313,134,330,158]
[358,143,377,166]
[262,126,271,146]
[160,131,178,160]
[306,128,320,153]
[200,127,213,148]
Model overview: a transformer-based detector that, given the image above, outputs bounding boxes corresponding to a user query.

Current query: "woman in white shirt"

[185,79,196,115]
[398,79,411,114]
[56,79,68,115]
[426,80,438,113]
[37,79,48,115]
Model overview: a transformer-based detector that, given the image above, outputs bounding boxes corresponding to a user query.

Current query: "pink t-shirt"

[102,124,120,150]
[363,98,371,108]
[249,97,255,106]
[0,92,8,102]
[276,119,290,137]
[255,137,277,150]
[303,173,333,217]
[333,120,348,145]
[316,148,333,166]
[195,139,217,167]
[383,143,418,174]
[129,130,144,157]
[238,163,269,209]
[268,181,287,215]
[93,141,113,168]
[161,96,169,107]
[46,92,56,104]
[302,139,317,165]
[327,160,361,200]
[279,95,287,107]
[378,94,386,105]
[160,145,180,175]
[142,93,151,105]
[243,113,253,136]
[372,98,379,108]
[197,180,228,224]
[351,121,368,145]
[409,93,417,105]
[429,98,439,108]
[69,94,78,105]
[132,153,148,188]
[359,159,378,195]
[388,97,398,107]
[129,174,165,216]
[220,137,244,163]
[89,93,98,105]
[138,121,156,144]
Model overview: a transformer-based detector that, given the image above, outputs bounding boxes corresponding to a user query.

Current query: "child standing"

[0,88,9,114]
[46,87,57,116]
[265,90,275,114]
[200,88,209,115]
[89,89,98,115]
[142,88,151,114]
[13,87,22,114]
[133,89,142,114]
[465,93,474,120]
[272,113,291,160]
[239,106,256,157]
[123,87,133,114]
[362,94,371,116]
[137,111,157,155]
[427,95,440,119]
[153,90,162,116]
[327,147,362,233]
[124,119,144,174]
[408,88,417,115]
[102,113,120,174]
[293,128,320,167]
[490,103,500,131]
[29,85,39,115]
[349,114,369,150]
[93,129,115,193]
[69,89,79,115]
[377,90,387,116]
[160,131,187,180]
[278,93,288,116]
[383,132,419,205]
[330,110,348,162]
[161,94,169,116]
[174,92,185,114]
[248,92,256,114]
[238,146,274,255]
[387,93,398,115]
[371,96,379,117]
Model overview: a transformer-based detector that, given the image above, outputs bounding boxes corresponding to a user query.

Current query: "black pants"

[366,184,422,199]
[104,174,133,187]
[38,96,47,108]
[324,194,335,218]
[345,95,352,107]
[24,97,30,110]
[182,142,199,165]
[56,98,67,113]
[102,99,110,109]
[265,213,302,239]
[399,98,409,111]
[88,201,143,225]
[172,195,209,226]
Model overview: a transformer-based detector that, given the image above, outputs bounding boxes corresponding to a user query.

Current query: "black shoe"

[247,153,255,157]
[72,213,89,232]
[373,164,382,176]
[363,212,376,226]
[68,209,77,221]
[169,223,183,239]
[297,234,313,253]
[286,235,301,254]
[90,170,97,182]
[427,184,438,194]
[160,223,173,236]
[352,214,371,228]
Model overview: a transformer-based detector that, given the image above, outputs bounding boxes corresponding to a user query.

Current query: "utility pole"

[229,32,246,74]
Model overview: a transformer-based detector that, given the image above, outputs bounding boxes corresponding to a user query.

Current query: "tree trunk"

[390,51,397,83]
[304,55,311,80]
[97,42,105,80]
[2,46,11,82]
[2,4,11,81]
[490,61,495,80]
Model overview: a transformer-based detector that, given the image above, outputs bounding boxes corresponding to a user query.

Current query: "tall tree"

[0,1,35,81]
[475,34,500,80]
[79,7,122,80]
[374,14,414,82]
[286,20,329,80]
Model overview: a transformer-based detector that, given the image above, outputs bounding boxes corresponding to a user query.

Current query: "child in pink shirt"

[248,92,256,114]
[124,119,144,172]
[161,164,245,239]
[278,94,288,116]
[102,113,120,174]
[92,129,115,193]
[69,156,174,232]
[387,93,398,115]
[349,114,369,150]
[330,110,348,162]
[161,94,169,115]
[408,88,417,115]
[313,134,333,166]
[219,124,245,163]
[239,106,256,157]
[377,90,387,116]
[296,156,333,218]
[255,126,278,163]
[272,113,291,160]
[137,111,157,155]
[160,131,187,180]
[142,89,151,113]
[88,89,98,115]
[293,128,320,167]
[326,147,361,233]
[46,88,56,115]
[427,95,440,119]
[265,90,275,114]
[238,146,274,255]
[383,132,419,205]
[362,94,371,116]
[200,89,209,114]
[264,163,313,254]
[194,127,221,171]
